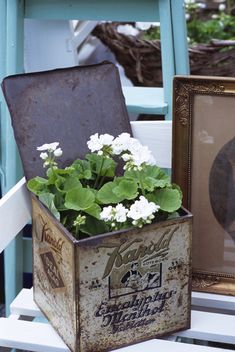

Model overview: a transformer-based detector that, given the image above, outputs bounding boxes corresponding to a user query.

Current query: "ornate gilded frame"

[172,76,235,295]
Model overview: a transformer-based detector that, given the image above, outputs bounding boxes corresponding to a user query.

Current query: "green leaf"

[86,153,116,177]
[79,216,108,236]
[144,177,170,191]
[39,193,60,220]
[54,192,67,211]
[113,179,138,200]
[153,188,182,213]
[54,176,66,192]
[27,177,48,195]
[84,203,101,219]
[125,165,170,191]
[124,169,139,180]
[97,181,125,204]
[167,211,180,220]
[63,176,82,191]
[171,183,183,200]
[72,159,93,179]
[65,187,95,210]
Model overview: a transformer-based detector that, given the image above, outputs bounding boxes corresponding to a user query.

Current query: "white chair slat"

[192,291,235,312]
[0,316,232,352]
[0,317,68,352]
[177,310,235,345]
[0,177,31,254]
[10,288,42,318]
[11,288,235,320]
[131,121,172,169]
[4,288,234,352]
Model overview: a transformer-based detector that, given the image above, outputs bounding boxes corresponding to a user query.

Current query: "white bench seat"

[0,288,234,352]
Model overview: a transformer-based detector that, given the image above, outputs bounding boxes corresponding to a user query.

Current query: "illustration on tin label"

[94,226,182,333]
[109,260,162,298]
[40,251,65,289]
[100,226,178,298]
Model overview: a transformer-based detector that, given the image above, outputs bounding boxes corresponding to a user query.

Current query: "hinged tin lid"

[1,62,132,180]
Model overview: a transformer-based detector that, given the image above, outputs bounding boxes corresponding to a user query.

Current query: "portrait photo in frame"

[172,76,235,295]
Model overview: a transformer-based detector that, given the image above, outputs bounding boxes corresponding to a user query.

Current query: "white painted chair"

[1,121,235,352]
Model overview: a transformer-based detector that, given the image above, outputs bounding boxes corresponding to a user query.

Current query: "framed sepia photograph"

[172,76,235,295]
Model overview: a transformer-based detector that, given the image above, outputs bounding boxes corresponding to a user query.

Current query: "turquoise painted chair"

[0,0,189,313]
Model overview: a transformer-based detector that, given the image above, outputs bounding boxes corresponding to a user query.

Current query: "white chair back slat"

[131,121,172,169]
[0,178,31,254]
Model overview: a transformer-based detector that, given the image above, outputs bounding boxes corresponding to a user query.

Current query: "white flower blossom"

[54,147,63,157]
[122,153,131,162]
[219,3,226,12]
[99,133,114,146]
[114,204,128,223]
[112,133,132,155]
[37,142,59,151]
[100,204,128,224]
[40,152,48,160]
[100,206,114,222]
[185,13,191,21]
[129,145,156,167]
[127,196,160,227]
[37,142,62,169]
[87,133,103,152]
[117,24,139,36]
[87,133,114,153]
[122,142,156,170]
[135,22,159,31]
[198,3,206,9]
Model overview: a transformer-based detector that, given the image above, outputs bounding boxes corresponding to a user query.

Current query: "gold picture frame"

[172,76,235,295]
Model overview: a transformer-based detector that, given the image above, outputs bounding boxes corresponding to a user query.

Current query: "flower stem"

[137,171,146,196]
[94,156,105,189]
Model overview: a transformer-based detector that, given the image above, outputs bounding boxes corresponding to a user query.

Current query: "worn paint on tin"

[32,196,192,352]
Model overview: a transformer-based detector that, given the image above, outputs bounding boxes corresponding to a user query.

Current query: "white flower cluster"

[117,24,139,36]
[37,142,62,168]
[87,132,156,170]
[135,22,159,31]
[100,196,160,228]
[100,204,128,229]
[87,133,114,155]
[128,196,160,227]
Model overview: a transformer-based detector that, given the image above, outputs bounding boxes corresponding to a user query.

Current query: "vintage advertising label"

[78,220,191,351]
[32,199,77,351]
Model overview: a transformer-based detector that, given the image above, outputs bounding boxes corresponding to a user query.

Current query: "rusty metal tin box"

[2,62,192,352]
[32,195,192,352]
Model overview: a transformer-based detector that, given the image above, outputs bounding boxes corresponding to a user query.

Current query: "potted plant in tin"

[27,132,192,352]
[1,60,192,351]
